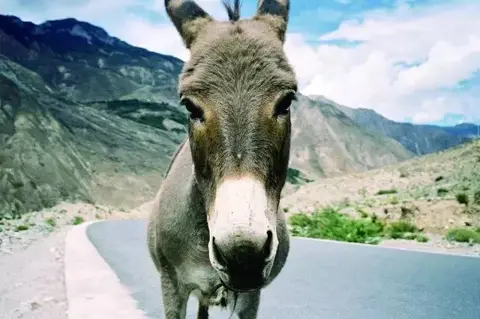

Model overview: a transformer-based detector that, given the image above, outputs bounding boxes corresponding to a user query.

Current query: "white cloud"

[286,1,480,124]
[3,0,480,124]
[117,0,231,60]
[120,16,189,60]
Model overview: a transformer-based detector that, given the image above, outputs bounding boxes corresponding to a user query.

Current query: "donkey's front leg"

[159,264,189,319]
[197,304,209,319]
[231,291,261,319]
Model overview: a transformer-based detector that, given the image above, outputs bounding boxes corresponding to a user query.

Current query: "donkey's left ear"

[254,0,290,43]
[165,0,213,49]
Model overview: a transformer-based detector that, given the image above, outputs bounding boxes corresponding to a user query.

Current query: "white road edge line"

[293,235,480,259]
[65,220,150,319]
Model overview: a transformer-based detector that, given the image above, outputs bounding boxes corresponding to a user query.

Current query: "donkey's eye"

[274,91,296,117]
[181,98,205,123]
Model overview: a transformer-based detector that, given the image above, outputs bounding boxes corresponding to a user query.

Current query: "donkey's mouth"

[215,264,269,293]
[217,271,266,293]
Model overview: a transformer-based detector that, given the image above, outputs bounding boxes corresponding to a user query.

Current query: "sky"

[3,0,480,126]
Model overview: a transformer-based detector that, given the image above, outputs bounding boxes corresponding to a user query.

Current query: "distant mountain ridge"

[0,14,183,104]
[309,95,476,156]
[289,94,413,180]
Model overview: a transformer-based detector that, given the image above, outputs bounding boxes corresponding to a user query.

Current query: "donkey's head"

[165,0,297,292]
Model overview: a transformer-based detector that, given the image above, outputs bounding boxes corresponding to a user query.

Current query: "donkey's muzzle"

[211,231,275,292]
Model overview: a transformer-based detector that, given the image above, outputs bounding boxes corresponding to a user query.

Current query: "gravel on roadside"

[0,201,152,319]
[0,228,68,319]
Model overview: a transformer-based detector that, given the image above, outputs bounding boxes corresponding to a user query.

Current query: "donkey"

[147,0,298,318]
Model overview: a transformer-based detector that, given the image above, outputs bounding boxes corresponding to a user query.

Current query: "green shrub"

[446,228,480,244]
[437,188,449,196]
[435,176,444,182]
[474,191,480,205]
[400,206,414,218]
[376,189,398,195]
[356,208,369,218]
[288,207,385,244]
[289,208,425,244]
[416,234,429,243]
[456,193,469,206]
[14,225,29,232]
[389,196,399,205]
[385,221,417,239]
[45,217,56,227]
[72,216,85,225]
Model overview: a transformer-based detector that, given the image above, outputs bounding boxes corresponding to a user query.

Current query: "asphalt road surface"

[87,220,480,319]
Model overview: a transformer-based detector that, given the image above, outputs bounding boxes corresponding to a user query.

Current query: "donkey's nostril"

[212,232,274,269]
[263,230,274,260]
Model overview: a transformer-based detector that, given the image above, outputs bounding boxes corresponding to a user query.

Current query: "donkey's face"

[165,0,297,292]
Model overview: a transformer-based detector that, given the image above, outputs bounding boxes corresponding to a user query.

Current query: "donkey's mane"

[222,0,242,22]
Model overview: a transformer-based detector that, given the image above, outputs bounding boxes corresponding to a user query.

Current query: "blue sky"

[3,0,480,126]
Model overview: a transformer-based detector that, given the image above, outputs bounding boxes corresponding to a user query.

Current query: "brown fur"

[147,1,297,318]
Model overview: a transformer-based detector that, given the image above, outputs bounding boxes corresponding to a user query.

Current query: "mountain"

[0,54,185,217]
[443,123,479,139]
[289,94,413,179]
[282,138,480,235]
[0,15,415,216]
[0,15,183,104]
[309,95,475,156]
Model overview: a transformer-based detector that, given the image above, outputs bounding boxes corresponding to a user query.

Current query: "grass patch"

[376,189,398,195]
[446,228,480,244]
[72,216,85,225]
[288,208,425,245]
[289,207,385,245]
[45,217,56,227]
[14,225,29,232]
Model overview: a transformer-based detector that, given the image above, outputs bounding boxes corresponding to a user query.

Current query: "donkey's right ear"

[254,0,290,43]
[165,0,213,49]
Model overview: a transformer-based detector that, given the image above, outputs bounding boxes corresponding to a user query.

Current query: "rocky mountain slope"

[309,95,476,156]
[289,94,412,179]
[0,14,434,217]
[0,55,184,217]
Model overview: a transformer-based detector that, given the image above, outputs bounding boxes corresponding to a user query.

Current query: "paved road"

[87,220,480,319]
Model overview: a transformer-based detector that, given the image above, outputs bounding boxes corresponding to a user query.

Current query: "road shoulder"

[64,220,149,319]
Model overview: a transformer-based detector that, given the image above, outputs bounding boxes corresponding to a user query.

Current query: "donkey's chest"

[179,257,218,291]
[178,259,228,306]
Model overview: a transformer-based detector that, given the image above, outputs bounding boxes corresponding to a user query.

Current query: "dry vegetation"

[282,139,480,246]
